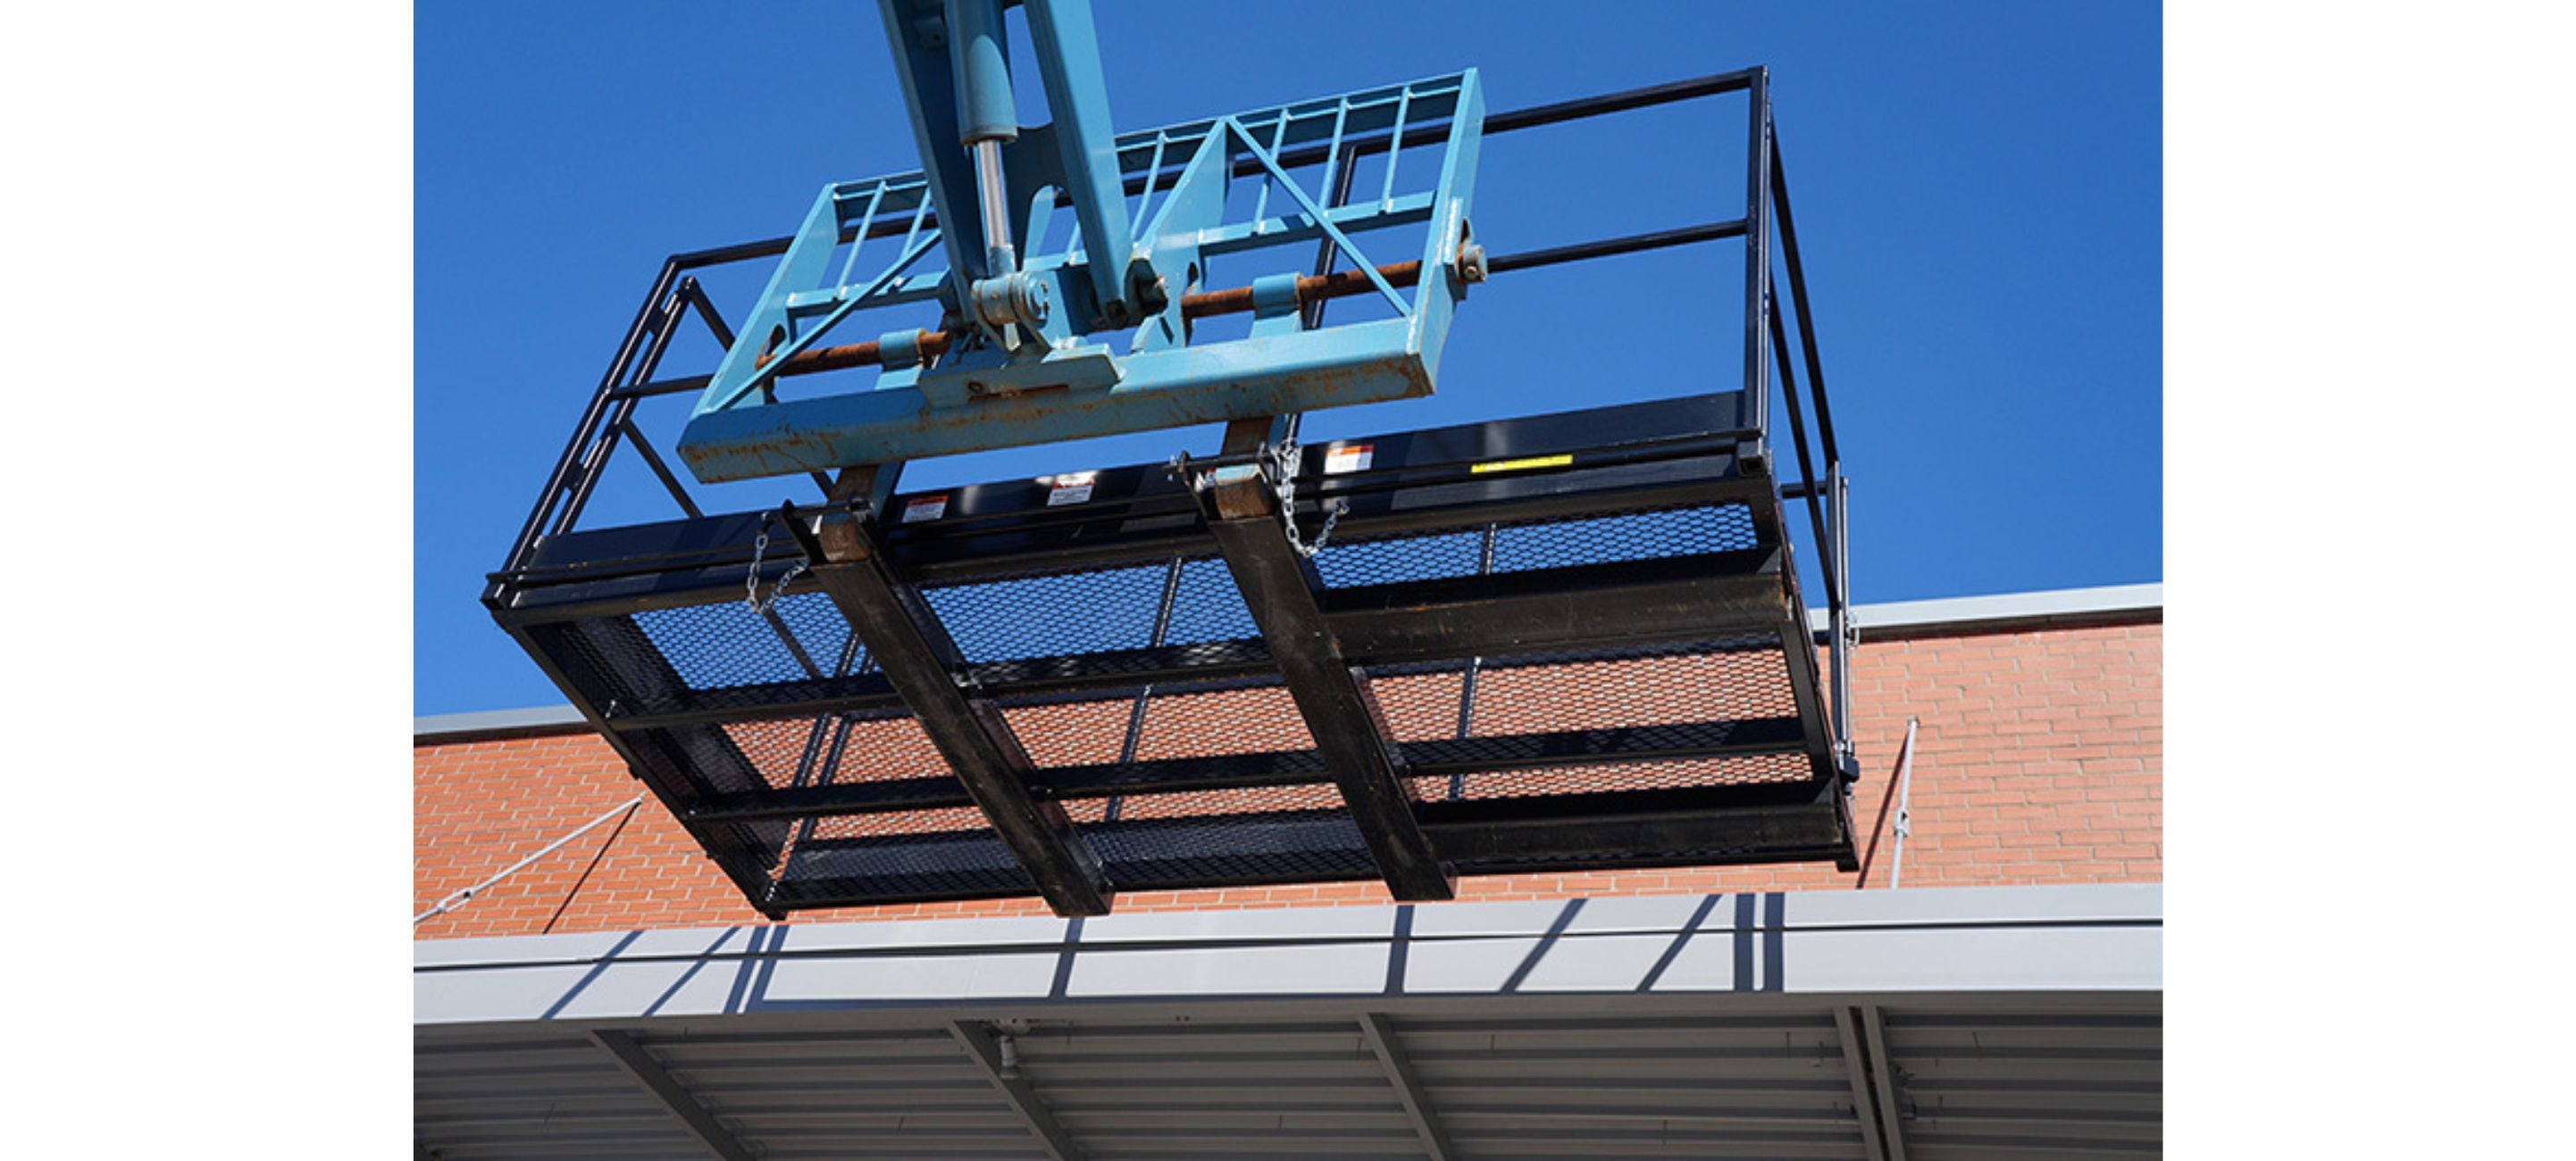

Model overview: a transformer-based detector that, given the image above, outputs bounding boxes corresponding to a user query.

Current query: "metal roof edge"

[418,581,2162,739]
[413,704,591,744]
[1811,580,2162,641]
[414,882,2161,1025]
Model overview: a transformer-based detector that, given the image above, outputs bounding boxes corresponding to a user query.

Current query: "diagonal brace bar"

[1359,1013,1457,1161]
[707,231,942,412]
[589,1029,759,1161]
[784,503,1113,916]
[1860,1005,1911,1161]
[1833,1006,1894,1161]
[1222,116,1411,315]
[950,1020,1086,1161]
[1196,469,1453,901]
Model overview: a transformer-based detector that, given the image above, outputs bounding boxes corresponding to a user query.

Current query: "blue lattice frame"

[675,61,1484,481]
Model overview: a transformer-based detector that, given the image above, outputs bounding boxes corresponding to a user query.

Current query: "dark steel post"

[785,505,1115,916]
[1741,69,1773,458]
[1197,471,1455,901]
[1830,465,1853,776]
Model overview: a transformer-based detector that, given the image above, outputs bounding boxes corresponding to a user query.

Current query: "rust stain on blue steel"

[677,353,1432,482]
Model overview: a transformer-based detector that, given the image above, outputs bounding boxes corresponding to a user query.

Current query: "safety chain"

[1290,496,1349,557]
[743,516,809,614]
[1268,440,1347,558]
[1171,439,1346,557]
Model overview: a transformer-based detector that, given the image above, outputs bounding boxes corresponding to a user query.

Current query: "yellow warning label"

[1469,454,1574,475]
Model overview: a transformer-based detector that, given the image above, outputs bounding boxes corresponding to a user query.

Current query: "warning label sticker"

[1324,443,1375,474]
[1045,472,1099,506]
[899,495,949,523]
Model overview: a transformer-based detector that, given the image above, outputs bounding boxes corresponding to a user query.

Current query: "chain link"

[744,528,770,609]
[1176,439,1346,557]
[1267,439,1346,558]
[743,522,807,614]
[1294,497,1348,557]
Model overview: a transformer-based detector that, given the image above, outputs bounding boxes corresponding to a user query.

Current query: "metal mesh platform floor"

[491,393,1854,915]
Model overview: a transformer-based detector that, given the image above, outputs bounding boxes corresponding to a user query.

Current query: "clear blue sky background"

[417,0,2159,714]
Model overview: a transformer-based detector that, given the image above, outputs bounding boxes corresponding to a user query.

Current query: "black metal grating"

[1412,750,1812,805]
[548,607,884,721]
[1313,503,1760,589]
[1087,808,1376,887]
[633,590,861,688]
[499,418,1848,911]
[919,553,1260,664]
[1368,637,1794,747]
[778,805,1034,904]
[923,562,1174,664]
[711,710,947,790]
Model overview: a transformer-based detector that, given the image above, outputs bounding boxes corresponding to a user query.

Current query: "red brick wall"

[414,619,2161,940]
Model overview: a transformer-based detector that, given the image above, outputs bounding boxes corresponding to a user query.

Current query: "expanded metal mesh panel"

[1410,751,1812,805]
[548,608,882,721]
[1127,677,1314,759]
[999,695,1135,768]
[1368,638,1800,773]
[1162,555,1263,645]
[920,554,1263,664]
[712,711,947,790]
[1083,794,1376,889]
[621,728,795,873]
[1467,637,1796,735]
[923,561,1174,663]
[1312,503,1760,589]
[775,826,1033,904]
[545,505,1764,722]
[632,590,860,688]
[995,674,1315,771]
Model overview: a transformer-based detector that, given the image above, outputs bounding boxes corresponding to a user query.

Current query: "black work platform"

[481,69,1858,917]
[489,392,1855,917]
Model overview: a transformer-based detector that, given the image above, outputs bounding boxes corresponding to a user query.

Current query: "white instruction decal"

[1045,472,1099,506]
[1324,443,1375,474]
[900,495,949,523]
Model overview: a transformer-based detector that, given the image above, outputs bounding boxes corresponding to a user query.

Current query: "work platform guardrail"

[484,69,1855,917]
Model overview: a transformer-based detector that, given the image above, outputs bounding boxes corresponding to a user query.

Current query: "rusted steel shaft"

[765,258,1428,378]
[765,329,961,377]
[1177,260,1425,321]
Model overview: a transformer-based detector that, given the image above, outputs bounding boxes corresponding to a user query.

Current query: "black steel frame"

[483,69,1854,917]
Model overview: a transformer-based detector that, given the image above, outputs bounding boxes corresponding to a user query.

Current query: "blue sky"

[417,0,2159,714]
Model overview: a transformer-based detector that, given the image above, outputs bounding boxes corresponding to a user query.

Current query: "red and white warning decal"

[1044,472,1099,506]
[1323,442,1375,474]
[899,495,949,523]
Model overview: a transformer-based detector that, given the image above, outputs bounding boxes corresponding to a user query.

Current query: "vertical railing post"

[552,282,692,538]
[1768,125,1851,777]
[1741,69,1773,457]
[1830,464,1853,775]
[495,258,682,582]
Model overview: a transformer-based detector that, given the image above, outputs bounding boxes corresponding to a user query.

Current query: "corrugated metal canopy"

[415,885,2160,1160]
